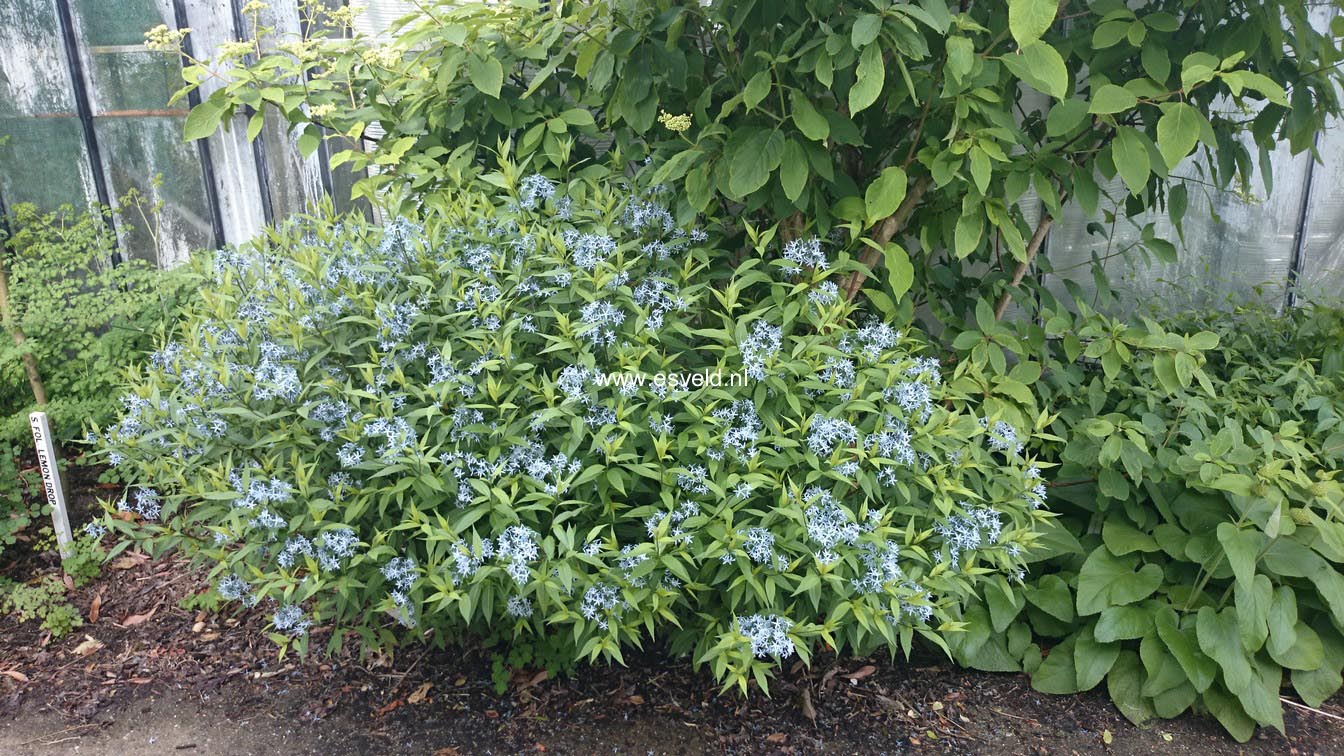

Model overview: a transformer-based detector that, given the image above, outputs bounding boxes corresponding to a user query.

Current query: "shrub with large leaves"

[96,168,1049,690]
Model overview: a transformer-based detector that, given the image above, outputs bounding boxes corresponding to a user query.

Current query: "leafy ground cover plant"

[96,168,1051,691]
[948,291,1344,741]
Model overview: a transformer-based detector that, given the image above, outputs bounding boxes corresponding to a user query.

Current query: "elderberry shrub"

[96,169,1050,691]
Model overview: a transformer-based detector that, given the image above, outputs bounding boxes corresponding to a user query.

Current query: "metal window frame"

[171,0,227,250]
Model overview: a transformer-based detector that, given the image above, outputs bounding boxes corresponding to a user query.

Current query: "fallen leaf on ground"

[73,636,104,656]
[119,608,157,627]
[627,694,645,705]
[2,670,29,683]
[845,665,877,681]
[765,733,787,744]
[110,554,147,570]
[374,698,403,716]
[89,591,102,623]
[407,682,433,704]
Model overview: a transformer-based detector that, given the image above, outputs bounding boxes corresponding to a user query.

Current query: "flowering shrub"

[97,170,1048,690]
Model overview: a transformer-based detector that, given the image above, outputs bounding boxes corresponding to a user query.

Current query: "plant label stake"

[29,411,73,558]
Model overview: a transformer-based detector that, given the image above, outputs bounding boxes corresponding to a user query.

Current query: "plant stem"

[842,175,933,301]
[992,212,1056,319]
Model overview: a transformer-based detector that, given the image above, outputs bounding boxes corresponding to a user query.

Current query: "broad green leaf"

[884,242,915,300]
[1009,0,1058,45]
[1107,651,1157,727]
[728,129,774,198]
[1156,102,1201,168]
[1096,604,1153,642]
[184,100,225,141]
[1075,624,1121,691]
[1234,574,1272,653]
[1196,607,1252,694]
[968,146,991,194]
[1202,684,1256,742]
[1102,519,1160,555]
[1141,43,1171,83]
[1046,99,1090,136]
[780,140,809,202]
[1215,523,1260,591]
[1112,126,1151,195]
[1267,585,1299,656]
[1076,548,1163,615]
[1089,84,1138,114]
[852,13,882,48]
[849,45,885,114]
[1003,41,1069,100]
[791,93,830,141]
[1156,608,1217,692]
[467,54,504,98]
[1032,636,1081,694]
[744,70,771,110]
[946,36,975,81]
[1269,622,1324,671]
[1292,625,1344,707]
[1025,574,1074,622]
[865,166,909,225]
[954,210,983,258]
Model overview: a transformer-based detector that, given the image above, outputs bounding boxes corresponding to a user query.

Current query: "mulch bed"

[3,471,1344,753]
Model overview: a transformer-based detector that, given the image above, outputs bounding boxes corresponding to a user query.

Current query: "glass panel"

[1044,139,1307,317]
[0,0,98,210]
[1297,116,1344,303]
[69,0,215,265]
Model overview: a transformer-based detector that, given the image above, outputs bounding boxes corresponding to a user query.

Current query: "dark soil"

[2,470,1343,754]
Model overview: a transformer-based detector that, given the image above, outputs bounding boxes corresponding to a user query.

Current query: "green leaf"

[849,45,885,114]
[1203,684,1256,742]
[1089,84,1138,114]
[1075,624,1121,691]
[1234,574,1272,653]
[1112,126,1152,195]
[1046,99,1090,136]
[743,70,771,110]
[884,242,914,300]
[1138,44,1171,85]
[1108,651,1157,727]
[851,13,882,48]
[1102,520,1160,555]
[1025,574,1075,622]
[1096,604,1154,642]
[184,100,224,141]
[1270,622,1324,671]
[1009,0,1059,45]
[1032,636,1081,694]
[1076,548,1164,615]
[1092,21,1131,49]
[779,141,809,202]
[1292,626,1344,707]
[954,210,983,258]
[1156,102,1201,168]
[968,146,991,194]
[1003,41,1069,100]
[790,93,830,141]
[1215,522,1260,591]
[467,54,504,99]
[1267,585,1299,657]
[1196,607,1252,694]
[728,130,774,198]
[865,166,908,225]
[946,36,975,81]
[1156,608,1216,692]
